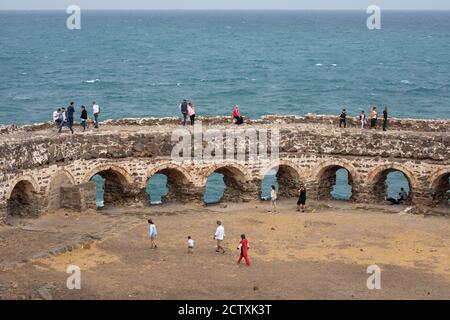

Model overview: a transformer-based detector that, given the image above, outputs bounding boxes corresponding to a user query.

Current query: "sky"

[1,0,450,11]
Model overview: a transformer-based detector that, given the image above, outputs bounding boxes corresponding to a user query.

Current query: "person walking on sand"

[67,102,75,134]
[187,102,196,126]
[359,110,367,129]
[92,101,100,128]
[297,185,307,212]
[214,221,225,254]
[80,105,88,132]
[179,99,188,126]
[187,236,194,254]
[339,108,347,128]
[370,106,378,129]
[237,234,250,266]
[269,185,278,213]
[382,106,388,131]
[148,219,158,249]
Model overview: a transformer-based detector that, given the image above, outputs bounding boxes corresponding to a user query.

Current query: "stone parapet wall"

[1,114,449,135]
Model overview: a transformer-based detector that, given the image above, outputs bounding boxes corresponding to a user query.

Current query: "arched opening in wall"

[432,173,449,207]
[317,166,354,201]
[7,180,38,217]
[47,172,73,212]
[261,165,301,200]
[89,169,132,208]
[204,166,251,204]
[372,169,411,204]
[146,168,195,205]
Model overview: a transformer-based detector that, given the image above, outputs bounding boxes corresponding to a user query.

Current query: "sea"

[1,10,448,203]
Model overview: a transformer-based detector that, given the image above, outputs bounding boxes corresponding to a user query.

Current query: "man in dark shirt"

[339,108,347,128]
[179,99,188,126]
[67,102,75,134]
[382,106,388,131]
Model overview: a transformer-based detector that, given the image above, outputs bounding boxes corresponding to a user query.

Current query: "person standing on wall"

[67,102,75,134]
[92,101,100,128]
[370,106,378,129]
[179,99,188,126]
[58,107,67,133]
[80,105,88,132]
[53,108,62,129]
[339,108,347,128]
[359,110,367,129]
[187,101,196,126]
[382,106,388,131]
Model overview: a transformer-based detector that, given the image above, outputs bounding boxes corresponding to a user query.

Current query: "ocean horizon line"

[1,9,450,13]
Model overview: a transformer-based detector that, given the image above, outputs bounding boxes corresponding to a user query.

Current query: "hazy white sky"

[1,0,450,10]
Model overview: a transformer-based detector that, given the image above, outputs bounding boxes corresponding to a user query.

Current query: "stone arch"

[260,160,305,198]
[6,176,40,217]
[46,170,75,212]
[312,160,360,201]
[84,164,137,207]
[429,168,450,207]
[202,162,257,203]
[5,175,40,200]
[367,163,417,204]
[83,164,134,185]
[144,163,200,204]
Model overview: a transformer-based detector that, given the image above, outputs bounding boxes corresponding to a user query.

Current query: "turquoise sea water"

[1,11,449,123]
[1,11,447,203]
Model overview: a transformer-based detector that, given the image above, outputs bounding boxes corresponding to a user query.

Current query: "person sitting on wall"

[232,105,244,125]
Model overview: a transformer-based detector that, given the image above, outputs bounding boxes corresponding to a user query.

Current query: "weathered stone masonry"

[0,115,448,220]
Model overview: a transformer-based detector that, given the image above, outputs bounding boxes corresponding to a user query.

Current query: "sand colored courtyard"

[0,200,449,300]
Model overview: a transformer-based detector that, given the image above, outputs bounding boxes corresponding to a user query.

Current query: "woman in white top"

[269,185,278,213]
[359,111,367,129]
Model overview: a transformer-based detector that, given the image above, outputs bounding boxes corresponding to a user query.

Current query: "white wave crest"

[84,79,100,84]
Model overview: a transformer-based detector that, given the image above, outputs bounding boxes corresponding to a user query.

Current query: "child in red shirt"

[237,234,250,266]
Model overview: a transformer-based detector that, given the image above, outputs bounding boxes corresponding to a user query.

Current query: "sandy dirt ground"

[0,200,449,300]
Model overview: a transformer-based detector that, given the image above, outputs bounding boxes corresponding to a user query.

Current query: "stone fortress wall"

[0,114,448,220]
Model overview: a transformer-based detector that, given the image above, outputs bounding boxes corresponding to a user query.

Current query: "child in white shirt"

[187,236,194,254]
